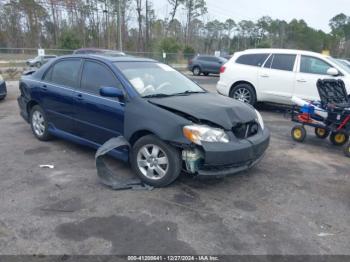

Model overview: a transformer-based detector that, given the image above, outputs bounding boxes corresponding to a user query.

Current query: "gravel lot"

[0,77,349,255]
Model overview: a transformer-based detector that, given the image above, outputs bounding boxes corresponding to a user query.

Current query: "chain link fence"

[0,48,192,80]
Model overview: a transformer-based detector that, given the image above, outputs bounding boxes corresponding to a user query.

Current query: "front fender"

[124,98,192,145]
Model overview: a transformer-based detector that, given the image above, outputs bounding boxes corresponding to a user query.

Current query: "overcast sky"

[151,0,350,32]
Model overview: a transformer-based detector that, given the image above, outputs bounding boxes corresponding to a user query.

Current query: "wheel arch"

[229,81,257,98]
[129,129,156,146]
[26,100,39,115]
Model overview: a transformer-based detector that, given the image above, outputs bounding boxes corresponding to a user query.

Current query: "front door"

[258,54,297,104]
[294,55,338,101]
[74,60,125,145]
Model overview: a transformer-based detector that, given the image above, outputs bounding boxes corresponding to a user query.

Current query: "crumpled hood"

[148,93,257,130]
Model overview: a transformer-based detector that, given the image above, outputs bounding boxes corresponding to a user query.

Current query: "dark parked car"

[26,55,57,67]
[188,55,228,76]
[73,48,125,57]
[18,55,269,187]
[0,75,6,100]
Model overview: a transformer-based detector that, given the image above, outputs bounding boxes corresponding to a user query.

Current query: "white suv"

[217,49,350,105]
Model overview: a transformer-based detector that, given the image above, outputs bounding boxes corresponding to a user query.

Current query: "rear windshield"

[236,53,269,67]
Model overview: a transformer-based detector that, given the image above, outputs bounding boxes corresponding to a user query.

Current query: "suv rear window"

[236,54,269,67]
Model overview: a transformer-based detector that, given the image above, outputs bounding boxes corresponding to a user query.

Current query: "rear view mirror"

[327,67,339,76]
[100,86,124,98]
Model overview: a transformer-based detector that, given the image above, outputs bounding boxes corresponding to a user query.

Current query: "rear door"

[40,58,82,134]
[294,55,336,101]
[74,59,125,145]
[199,56,211,72]
[258,53,297,104]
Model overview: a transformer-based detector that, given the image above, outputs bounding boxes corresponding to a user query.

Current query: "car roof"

[237,48,326,57]
[56,54,156,63]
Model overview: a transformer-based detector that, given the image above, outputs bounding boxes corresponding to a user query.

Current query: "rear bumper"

[197,128,270,176]
[216,81,229,96]
[17,96,29,122]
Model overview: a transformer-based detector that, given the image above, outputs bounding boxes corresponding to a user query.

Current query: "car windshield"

[328,57,350,74]
[115,62,205,97]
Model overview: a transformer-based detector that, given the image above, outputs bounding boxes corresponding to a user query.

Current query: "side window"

[264,54,273,68]
[81,61,121,95]
[270,54,296,71]
[43,67,53,82]
[236,54,269,67]
[50,59,81,88]
[300,56,332,75]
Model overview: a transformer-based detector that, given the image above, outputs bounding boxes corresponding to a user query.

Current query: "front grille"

[232,121,259,139]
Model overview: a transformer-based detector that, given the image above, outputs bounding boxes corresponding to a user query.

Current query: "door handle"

[260,74,269,78]
[42,84,48,91]
[297,79,307,83]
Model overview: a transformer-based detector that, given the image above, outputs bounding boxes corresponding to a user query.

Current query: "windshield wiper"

[142,93,172,98]
[172,91,206,96]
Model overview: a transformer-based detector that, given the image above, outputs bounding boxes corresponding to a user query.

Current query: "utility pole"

[118,0,123,51]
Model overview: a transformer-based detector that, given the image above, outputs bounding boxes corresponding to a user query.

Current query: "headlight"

[255,109,264,130]
[0,75,3,81]
[183,125,229,145]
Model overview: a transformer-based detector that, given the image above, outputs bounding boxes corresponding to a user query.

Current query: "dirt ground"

[0,79,349,255]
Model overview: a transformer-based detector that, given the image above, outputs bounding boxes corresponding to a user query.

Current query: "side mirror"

[100,86,124,98]
[327,67,339,76]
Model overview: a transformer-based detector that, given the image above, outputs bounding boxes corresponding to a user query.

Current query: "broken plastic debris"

[39,164,55,169]
[317,232,334,237]
[95,136,153,191]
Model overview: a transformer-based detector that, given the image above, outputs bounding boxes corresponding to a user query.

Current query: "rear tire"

[330,130,349,146]
[30,105,52,141]
[291,125,306,142]
[230,83,257,106]
[192,66,201,76]
[0,95,5,101]
[131,135,182,187]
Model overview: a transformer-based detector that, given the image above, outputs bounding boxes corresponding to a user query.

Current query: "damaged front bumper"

[182,128,270,177]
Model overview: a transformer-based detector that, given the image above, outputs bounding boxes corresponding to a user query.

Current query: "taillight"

[189,59,193,65]
[220,66,226,73]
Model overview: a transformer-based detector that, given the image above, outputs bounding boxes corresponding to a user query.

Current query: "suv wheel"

[230,83,257,106]
[131,135,181,187]
[192,66,201,76]
[30,105,52,141]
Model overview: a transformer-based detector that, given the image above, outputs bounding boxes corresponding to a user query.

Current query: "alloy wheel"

[137,144,169,180]
[233,88,251,103]
[32,110,45,136]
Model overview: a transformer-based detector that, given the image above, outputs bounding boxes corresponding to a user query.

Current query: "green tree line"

[0,0,349,57]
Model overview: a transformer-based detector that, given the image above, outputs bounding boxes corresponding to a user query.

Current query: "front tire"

[330,130,349,146]
[131,135,181,187]
[30,105,52,141]
[343,142,350,157]
[0,95,5,101]
[230,83,257,106]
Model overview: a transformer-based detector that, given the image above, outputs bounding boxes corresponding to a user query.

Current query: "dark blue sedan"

[18,55,269,187]
[0,75,7,100]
